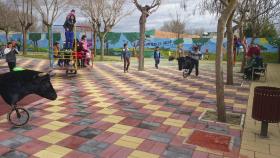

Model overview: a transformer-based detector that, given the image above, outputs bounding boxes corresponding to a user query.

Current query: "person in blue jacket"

[154,46,161,69]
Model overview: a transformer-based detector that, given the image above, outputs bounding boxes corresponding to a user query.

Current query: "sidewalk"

[240,63,280,158]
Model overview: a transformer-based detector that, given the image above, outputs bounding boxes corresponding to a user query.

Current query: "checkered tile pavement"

[0,58,250,158]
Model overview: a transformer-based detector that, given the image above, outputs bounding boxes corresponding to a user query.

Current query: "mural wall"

[0,32,278,53]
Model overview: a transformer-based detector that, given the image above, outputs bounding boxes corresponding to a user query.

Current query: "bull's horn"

[38,72,47,77]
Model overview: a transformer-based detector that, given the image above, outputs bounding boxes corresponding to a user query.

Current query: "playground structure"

[49,25,94,75]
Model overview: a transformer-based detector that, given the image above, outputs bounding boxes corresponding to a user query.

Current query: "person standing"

[187,46,201,77]
[154,46,161,69]
[63,11,76,50]
[122,43,131,73]
[4,41,19,72]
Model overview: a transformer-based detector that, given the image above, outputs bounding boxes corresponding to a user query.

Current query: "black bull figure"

[0,70,57,106]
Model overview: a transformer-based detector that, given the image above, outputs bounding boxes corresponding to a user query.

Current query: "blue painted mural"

[0,32,278,53]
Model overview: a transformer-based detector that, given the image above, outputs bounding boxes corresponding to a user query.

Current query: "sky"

[55,0,219,33]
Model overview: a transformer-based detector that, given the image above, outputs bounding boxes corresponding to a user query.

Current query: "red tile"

[90,121,114,130]
[57,136,87,149]
[192,150,208,158]
[170,136,185,147]
[127,128,151,139]
[137,140,155,152]
[58,125,86,135]
[30,117,52,126]
[120,118,141,127]
[17,140,50,155]
[0,145,10,155]
[166,126,180,135]
[63,150,95,158]
[104,133,122,144]
[94,132,113,142]
[23,127,51,139]
[0,131,16,141]
[59,116,81,123]
[155,125,169,133]
[149,142,167,155]
[111,147,133,158]
[100,145,121,158]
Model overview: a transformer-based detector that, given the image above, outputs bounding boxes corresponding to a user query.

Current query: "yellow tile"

[195,107,205,112]
[97,108,117,115]
[93,97,108,102]
[143,105,161,110]
[41,124,62,130]
[206,94,216,98]
[225,99,234,104]
[34,150,62,158]
[46,145,72,156]
[255,152,279,158]
[106,124,133,134]
[182,101,200,107]
[234,104,246,109]
[126,91,139,95]
[128,150,159,158]
[163,118,185,127]
[94,102,111,108]
[45,106,66,112]
[48,101,65,106]
[152,111,172,118]
[173,97,187,101]
[50,121,69,127]
[39,131,69,144]
[239,149,255,158]
[196,146,223,156]
[114,136,144,149]
[177,128,194,137]
[102,115,124,123]
[130,95,143,99]
[43,113,67,120]
[136,99,152,104]
[165,93,177,97]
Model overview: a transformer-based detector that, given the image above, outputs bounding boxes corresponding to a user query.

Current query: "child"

[80,35,91,67]
[53,42,63,66]
[204,49,209,60]
[122,43,131,73]
[154,46,161,69]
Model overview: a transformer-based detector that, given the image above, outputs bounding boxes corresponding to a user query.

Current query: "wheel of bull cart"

[8,107,30,126]
[183,70,188,78]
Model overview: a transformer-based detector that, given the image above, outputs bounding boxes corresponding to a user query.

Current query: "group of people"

[53,9,93,68]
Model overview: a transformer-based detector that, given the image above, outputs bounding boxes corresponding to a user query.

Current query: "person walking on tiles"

[154,46,161,69]
[122,43,131,73]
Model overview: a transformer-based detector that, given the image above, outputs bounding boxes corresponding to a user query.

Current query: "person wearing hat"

[4,41,19,72]
[154,46,161,69]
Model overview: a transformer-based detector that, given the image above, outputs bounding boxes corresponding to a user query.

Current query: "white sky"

[54,0,218,33]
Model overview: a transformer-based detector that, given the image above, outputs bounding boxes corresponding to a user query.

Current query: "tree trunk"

[278,47,280,63]
[100,35,105,61]
[215,0,237,122]
[240,23,247,73]
[22,29,27,55]
[5,31,9,43]
[226,11,234,85]
[139,14,146,71]
[93,30,97,57]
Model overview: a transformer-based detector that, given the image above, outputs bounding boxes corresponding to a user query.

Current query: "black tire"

[183,71,188,78]
[66,70,69,75]
[73,70,77,74]
[8,107,30,126]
